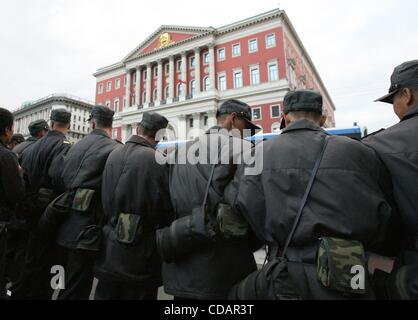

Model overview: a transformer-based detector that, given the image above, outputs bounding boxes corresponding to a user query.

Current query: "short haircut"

[93,117,113,129]
[287,111,323,121]
[138,123,156,137]
[51,120,69,129]
[0,107,14,136]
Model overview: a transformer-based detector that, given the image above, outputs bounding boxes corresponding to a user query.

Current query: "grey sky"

[0,0,417,132]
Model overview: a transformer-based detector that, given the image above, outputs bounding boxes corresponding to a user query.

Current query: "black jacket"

[0,142,25,221]
[13,137,37,163]
[55,129,121,250]
[225,120,393,299]
[363,105,418,239]
[161,127,257,300]
[94,135,172,286]
[22,130,71,195]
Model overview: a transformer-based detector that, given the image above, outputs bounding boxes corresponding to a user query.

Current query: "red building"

[94,9,335,142]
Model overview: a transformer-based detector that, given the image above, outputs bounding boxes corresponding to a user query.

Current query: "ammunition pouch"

[156,207,215,264]
[215,203,249,241]
[317,237,368,295]
[72,188,95,213]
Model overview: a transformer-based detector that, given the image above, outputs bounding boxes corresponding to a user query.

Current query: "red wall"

[140,32,199,55]
[250,102,284,133]
[96,74,126,110]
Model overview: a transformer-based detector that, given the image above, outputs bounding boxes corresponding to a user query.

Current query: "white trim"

[114,98,120,113]
[217,72,227,91]
[106,81,112,92]
[115,78,121,89]
[252,106,262,121]
[271,122,281,133]
[270,104,281,118]
[176,59,182,73]
[154,66,158,78]
[233,69,243,89]
[248,38,259,53]
[203,52,209,65]
[164,85,170,99]
[143,70,147,81]
[267,60,279,82]
[217,47,226,61]
[231,43,241,57]
[189,56,196,69]
[98,83,103,94]
[249,65,260,86]
[203,77,210,91]
[190,79,196,95]
[265,33,277,49]
[164,63,170,75]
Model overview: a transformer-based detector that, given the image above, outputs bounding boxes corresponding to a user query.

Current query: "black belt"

[269,245,318,264]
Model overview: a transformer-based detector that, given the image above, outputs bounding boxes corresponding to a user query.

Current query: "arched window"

[177,83,184,97]
[190,80,196,95]
[204,77,210,91]
[165,86,170,99]
[142,92,146,104]
[153,88,158,101]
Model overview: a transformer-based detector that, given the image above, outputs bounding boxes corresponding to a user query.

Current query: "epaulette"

[362,128,385,140]
[63,140,72,145]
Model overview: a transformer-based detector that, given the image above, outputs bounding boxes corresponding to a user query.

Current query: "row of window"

[252,105,282,121]
[217,33,276,61]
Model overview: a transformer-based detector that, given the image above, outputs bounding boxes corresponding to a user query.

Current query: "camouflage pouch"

[216,203,249,241]
[317,237,368,295]
[116,213,143,245]
[72,189,95,212]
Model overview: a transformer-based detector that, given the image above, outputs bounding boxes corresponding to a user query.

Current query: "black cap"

[376,60,418,104]
[217,99,261,132]
[87,106,115,122]
[139,111,169,132]
[11,134,25,144]
[50,108,71,124]
[284,90,323,114]
[29,119,49,136]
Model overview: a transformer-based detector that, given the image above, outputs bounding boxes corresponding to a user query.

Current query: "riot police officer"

[0,108,25,299]
[14,108,72,300]
[54,106,121,300]
[363,60,418,299]
[94,111,173,300]
[13,119,49,162]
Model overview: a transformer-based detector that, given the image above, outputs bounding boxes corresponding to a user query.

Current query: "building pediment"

[123,25,214,62]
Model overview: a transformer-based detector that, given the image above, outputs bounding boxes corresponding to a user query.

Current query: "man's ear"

[319,115,327,127]
[404,88,415,106]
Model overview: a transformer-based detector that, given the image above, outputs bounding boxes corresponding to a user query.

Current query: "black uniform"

[94,135,172,300]
[54,129,120,300]
[363,105,418,299]
[0,141,25,297]
[13,130,71,300]
[13,137,37,162]
[225,119,393,299]
[159,127,258,300]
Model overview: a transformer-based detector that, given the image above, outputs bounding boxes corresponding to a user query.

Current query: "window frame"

[114,98,120,113]
[248,38,259,53]
[265,33,276,49]
[106,81,112,92]
[190,79,196,95]
[203,52,209,65]
[249,65,260,86]
[176,60,182,73]
[233,70,243,89]
[115,78,121,89]
[190,56,196,69]
[270,105,281,119]
[203,77,210,91]
[268,61,279,82]
[252,107,262,121]
[217,48,226,62]
[218,73,227,91]
[232,43,241,57]
[98,83,103,94]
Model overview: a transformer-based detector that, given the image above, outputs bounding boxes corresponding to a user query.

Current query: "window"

[154,67,158,78]
[165,86,170,99]
[249,39,258,53]
[190,80,196,95]
[204,77,210,91]
[252,107,262,120]
[232,44,241,57]
[98,84,103,94]
[143,71,147,81]
[268,62,279,81]
[271,105,281,118]
[123,98,126,108]
[142,92,146,104]
[266,34,276,48]
[189,118,194,128]
[115,79,121,89]
[218,74,227,91]
[204,116,208,126]
[78,125,81,131]
[250,66,260,85]
[153,89,158,101]
[106,81,112,92]
[190,56,196,68]
[133,73,137,84]
[176,60,182,73]
[114,99,120,112]
[132,95,136,105]
[165,63,169,75]
[73,124,76,130]
[203,52,209,65]
[217,48,225,61]
[233,71,243,89]
[124,77,127,87]
[177,83,184,97]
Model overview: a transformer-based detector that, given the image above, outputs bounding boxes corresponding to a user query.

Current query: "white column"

[135,66,141,107]
[181,52,187,98]
[193,113,201,131]
[145,63,152,106]
[131,123,138,136]
[207,110,217,128]
[169,56,175,101]
[157,60,163,103]
[125,70,131,109]
[208,45,216,90]
[177,115,187,140]
[194,48,201,95]
[121,125,128,143]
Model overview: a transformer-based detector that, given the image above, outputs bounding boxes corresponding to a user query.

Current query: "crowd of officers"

[0,60,417,300]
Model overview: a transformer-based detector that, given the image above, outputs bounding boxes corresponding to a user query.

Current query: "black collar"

[126,135,155,149]
[47,130,66,138]
[402,105,418,122]
[281,119,326,134]
[90,128,110,138]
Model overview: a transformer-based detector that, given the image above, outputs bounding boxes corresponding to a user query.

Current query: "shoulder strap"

[202,164,217,211]
[281,135,329,259]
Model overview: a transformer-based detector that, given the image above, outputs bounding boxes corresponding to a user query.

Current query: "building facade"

[13,94,95,142]
[94,9,336,142]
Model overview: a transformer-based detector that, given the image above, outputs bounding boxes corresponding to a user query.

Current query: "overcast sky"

[1,0,417,132]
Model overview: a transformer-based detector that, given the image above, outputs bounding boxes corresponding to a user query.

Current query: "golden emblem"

[158,33,174,49]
